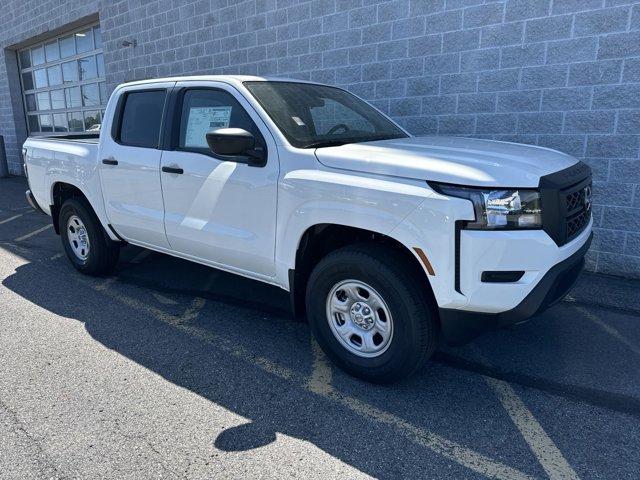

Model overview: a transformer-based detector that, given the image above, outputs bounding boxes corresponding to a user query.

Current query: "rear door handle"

[102,158,118,166]
[162,166,184,174]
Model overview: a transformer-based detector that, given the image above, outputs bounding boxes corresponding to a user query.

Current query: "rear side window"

[118,90,166,148]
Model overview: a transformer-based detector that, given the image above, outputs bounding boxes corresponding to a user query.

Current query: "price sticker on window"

[184,106,232,148]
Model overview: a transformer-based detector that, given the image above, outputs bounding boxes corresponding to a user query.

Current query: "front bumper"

[439,231,592,345]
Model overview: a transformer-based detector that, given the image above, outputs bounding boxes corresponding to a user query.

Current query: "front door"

[159,83,279,277]
[99,83,174,248]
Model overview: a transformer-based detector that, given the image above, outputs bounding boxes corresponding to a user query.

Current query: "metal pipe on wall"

[0,136,9,178]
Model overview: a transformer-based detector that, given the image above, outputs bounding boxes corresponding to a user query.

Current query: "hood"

[314,136,578,188]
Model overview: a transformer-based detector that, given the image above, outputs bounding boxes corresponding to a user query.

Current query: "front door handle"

[102,158,118,166]
[162,166,184,174]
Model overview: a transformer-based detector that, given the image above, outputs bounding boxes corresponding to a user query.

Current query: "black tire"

[59,198,120,275]
[306,244,438,384]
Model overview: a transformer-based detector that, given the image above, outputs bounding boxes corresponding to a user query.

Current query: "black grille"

[561,179,592,242]
[565,190,583,213]
[539,162,592,246]
[566,207,590,239]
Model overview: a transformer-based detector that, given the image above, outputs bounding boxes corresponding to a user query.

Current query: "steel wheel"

[66,214,90,261]
[326,279,394,358]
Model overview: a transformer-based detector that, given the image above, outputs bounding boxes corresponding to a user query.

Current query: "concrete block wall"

[1,0,640,278]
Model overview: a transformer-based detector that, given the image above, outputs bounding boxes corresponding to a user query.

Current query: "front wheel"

[306,244,438,383]
[59,198,120,275]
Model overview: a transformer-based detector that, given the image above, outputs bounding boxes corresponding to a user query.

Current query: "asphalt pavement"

[0,176,638,479]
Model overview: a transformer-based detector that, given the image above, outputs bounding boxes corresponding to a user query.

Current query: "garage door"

[18,23,107,135]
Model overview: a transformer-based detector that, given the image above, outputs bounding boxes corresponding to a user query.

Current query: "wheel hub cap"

[326,280,394,358]
[67,215,90,261]
[350,301,374,330]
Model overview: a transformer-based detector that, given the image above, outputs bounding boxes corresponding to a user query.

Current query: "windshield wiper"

[360,134,406,143]
[302,139,350,149]
[303,134,407,149]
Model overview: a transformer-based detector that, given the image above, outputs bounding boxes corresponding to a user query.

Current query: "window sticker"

[184,106,232,148]
[292,116,306,126]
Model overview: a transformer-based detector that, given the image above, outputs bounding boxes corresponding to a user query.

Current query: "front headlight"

[429,183,542,229]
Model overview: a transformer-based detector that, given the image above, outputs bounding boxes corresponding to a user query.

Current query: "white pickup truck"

[23,76,593,382]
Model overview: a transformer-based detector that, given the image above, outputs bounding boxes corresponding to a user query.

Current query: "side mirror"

[205,128,266,167]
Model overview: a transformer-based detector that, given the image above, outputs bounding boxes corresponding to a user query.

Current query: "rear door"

[158,81,279,277]
[99,83,174,248]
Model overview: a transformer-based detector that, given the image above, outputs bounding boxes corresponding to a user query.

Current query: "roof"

[118,75,323,88]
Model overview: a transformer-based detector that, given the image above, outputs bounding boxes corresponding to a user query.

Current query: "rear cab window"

[115,89,167,148]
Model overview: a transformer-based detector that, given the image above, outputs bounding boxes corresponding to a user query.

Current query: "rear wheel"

[306,244,438,383]
[59,198,119,275]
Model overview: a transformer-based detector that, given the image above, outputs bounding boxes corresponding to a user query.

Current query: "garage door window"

[19,24,107,134]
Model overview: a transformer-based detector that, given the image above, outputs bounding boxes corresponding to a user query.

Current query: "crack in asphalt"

[111,421,190,480]
[0,396,65,479]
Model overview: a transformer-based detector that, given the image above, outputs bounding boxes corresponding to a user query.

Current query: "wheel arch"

[51,182,88,234]
[50,182,119,245]
[289,223,438,321]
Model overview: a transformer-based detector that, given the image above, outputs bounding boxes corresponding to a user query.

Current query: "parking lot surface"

[1,176,639,479]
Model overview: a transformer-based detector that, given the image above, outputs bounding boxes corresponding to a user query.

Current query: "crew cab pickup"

[23,76,593,383]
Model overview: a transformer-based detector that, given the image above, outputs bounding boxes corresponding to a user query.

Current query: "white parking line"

[470,347,579,480]
[72,274,536,479]
[576,306,640,357]
[178,297,207,324]
[0,236,577,479]
[327,386,536,480]
[307,339,333,395]
[14,224,52,242]
[486,377,579,479]
[305,340,535,479]
[0,241,31,256]
[94,276,117,292]
[0,214,23,225]
[81,276,536,480]
[152,292,179,305]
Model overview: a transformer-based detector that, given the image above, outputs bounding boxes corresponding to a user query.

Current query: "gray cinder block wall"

[1,0,639,278]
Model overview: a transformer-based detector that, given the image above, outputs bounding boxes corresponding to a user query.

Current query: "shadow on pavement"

[0,246,543,479]
[2,228,640,478]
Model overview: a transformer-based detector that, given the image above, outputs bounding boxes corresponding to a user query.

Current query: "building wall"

[1,0,639,277]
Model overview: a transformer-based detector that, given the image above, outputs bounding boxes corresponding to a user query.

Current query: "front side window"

[119,90,166,148]
[244,81,407,148]
[178,89,264,151]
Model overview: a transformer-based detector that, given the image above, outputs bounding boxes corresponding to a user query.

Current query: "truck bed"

[23,134,101,218]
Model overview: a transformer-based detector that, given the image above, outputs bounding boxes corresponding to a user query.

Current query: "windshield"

[244,81,408,148]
